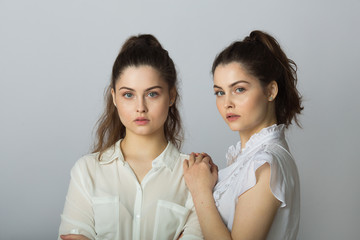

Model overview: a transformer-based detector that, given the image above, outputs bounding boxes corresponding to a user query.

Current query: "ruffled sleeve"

[236,150,287,208]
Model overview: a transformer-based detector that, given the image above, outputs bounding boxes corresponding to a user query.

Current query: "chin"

[225,121,239,130]
[228,125,241,132]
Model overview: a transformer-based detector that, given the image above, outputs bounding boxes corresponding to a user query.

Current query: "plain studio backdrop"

[1,0,359,239]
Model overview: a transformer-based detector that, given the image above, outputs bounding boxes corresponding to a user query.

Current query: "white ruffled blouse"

[213,124,300,240]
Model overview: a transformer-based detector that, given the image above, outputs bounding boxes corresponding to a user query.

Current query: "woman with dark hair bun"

[58,34,202,240]
[184,30,303,240]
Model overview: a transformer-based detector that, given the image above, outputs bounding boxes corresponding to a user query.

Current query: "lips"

[134,117,150,125]
[226,113,240,122]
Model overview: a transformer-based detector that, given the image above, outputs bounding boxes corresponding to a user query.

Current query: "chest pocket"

[152,199,190,240]
[92,196,131,240]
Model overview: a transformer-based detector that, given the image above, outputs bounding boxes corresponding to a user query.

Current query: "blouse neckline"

[99,140,179,171]
[226,124,285,165]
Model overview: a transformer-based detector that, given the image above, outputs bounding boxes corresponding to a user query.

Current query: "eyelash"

[214,87,245,96]
[122,91,159,98]
[235,87,245,93]
[123,92,133,98]
[147,92,159,98]
[214,91,225,96]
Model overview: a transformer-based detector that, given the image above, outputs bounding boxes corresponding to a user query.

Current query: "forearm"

[59,166,96,239]
[181,192,204,239]
[181,209,204,240]
[192,190,232,240]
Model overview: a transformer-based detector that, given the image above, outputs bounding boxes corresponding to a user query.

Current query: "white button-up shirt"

[58,140,203,240]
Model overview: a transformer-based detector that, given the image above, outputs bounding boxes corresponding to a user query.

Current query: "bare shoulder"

[232,163,281,239]
[255,162,271,184]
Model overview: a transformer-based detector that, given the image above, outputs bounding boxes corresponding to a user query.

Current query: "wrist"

[192,189,214,205]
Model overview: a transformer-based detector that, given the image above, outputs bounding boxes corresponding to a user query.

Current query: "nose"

[137,96,148,113]
[224,95,234,109]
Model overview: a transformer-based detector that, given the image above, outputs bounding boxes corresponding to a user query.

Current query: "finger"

[202,152,210,157]
[61,234,89,240]
[202,153,213,163]
[60,235,83,240]
[60,235,78,240]
[183,159,189,172]
[202,156,211,167]
[208,157,216,168]
[189,153,196,166]
[202,156,211,164]
[211,164,219,177]
[194,153,204,163]
[202,153,214,165]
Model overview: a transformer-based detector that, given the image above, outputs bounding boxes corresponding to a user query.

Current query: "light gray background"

[1,0,359,239]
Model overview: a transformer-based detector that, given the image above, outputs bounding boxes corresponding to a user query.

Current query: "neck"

[121,131,168,162]
[239,104,278,149]
[239,120,277,149]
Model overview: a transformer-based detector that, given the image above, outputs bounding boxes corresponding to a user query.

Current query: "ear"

[267,81,278,101]
[169,87,177,106]
[111,88,117,107]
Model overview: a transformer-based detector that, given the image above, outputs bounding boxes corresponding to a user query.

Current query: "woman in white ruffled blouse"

[184,30,303,240]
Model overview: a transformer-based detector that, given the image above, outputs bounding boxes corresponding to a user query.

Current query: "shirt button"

[136,214,140,219]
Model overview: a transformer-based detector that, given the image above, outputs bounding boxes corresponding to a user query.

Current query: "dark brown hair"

[92,34,182,158]
[212,30,303,127]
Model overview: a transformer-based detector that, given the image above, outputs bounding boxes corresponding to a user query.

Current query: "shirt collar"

[99,139,180,171]
[242,124,285,152]
[98,140,121,165]
[151,141,179,171]
[226,124,285,165]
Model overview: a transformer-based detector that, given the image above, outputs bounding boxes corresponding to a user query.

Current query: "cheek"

[116,102,132,119]
[239,96,256,111]
[237,93,266,114]
[151,101,170,118]
[216,98,223,113]
[245,95,268,115]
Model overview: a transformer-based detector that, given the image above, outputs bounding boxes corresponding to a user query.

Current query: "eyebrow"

[213,80,249,89]
[118,85,163,91]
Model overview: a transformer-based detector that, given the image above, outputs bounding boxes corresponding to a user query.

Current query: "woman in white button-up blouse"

[58,34,202,240]
[184,30,303,240]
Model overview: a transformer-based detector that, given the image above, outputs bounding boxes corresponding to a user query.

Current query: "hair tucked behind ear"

[212,30,303,127]
[92,34,183,160]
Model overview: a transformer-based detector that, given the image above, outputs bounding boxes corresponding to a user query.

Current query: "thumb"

[183,159,189,172]
[211,164,218,177]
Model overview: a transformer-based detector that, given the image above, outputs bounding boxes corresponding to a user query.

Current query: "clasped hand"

[183,152,218,196]
[60,234,90,240]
